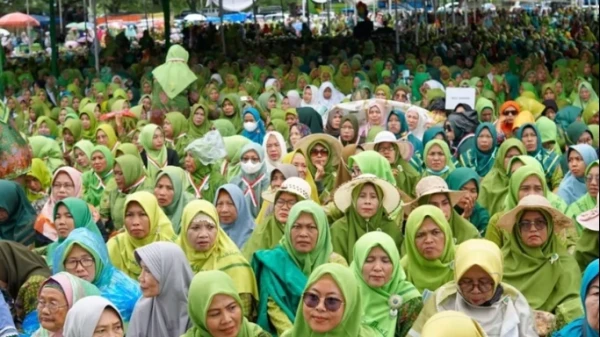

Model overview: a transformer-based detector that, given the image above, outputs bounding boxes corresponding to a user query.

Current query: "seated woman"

[0,180,38,246]
[242,107,267,145]
[63,296,125,337]
[422,140,455,180]
[32,272,100,337]
[554,259,599,337]
[282,150,320,202]
[295,134,343,203]
[407,176,479,244]
[72,140,94,173]
[154,166,195,234]
[401,205,456,293]
[459,123,498,177]
[183,270,270,337]
[567,160,599,234]
[516,123,563,191]
[479,139,527,215]
[52,228,141,322]
[419,311,487,337]
[263,131,288,174]
[163,111,191,160]
[575,204,599,271]
[139,124,179,180]
[107,191,177,279]
[25,159,52,212]
[558,144,598,205]
[178,199,258,320]
[82,145,117,208]
[0,241,50,331]
[214,184,256,249]
[252,200,346,336]
[183,134,227,202]
[410,239,537,337]
[446,168,491,235]
[95,124,120,154]
[352,232,423,337]
[331,174,402,262]
[497,195,581,319]
[230,143,270,218]
[280,263,377,337]
[255,164,299,225]
[187,103,213,139]
[127,242,193,337]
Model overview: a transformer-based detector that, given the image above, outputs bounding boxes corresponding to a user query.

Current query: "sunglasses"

[303,292,344,312]
[502,109,518,117]
[311,148,329,157]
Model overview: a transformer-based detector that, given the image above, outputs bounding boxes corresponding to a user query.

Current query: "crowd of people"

[0,4,599,337]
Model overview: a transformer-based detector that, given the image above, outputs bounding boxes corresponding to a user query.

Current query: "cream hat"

[361,131,414,161]
[264,177,312,203]
[497,195,573,233]
[576,194,599,232]
[334,174,400,214]
[295,133,343,166]
[404,176,466,209]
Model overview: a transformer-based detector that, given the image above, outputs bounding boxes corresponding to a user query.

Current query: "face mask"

[244,122,258,132]
[241,161,261,174]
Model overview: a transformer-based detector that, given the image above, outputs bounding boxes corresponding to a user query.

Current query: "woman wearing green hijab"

[497,195,581,317]
[79,104,99,141]
[475,97,497,123]
[280,263,377,337]
[479,139,527,216]
[572,81,599,110]
[154,166,195,233]
[296,134,342,203]
[188,103,213,139]
[82,145,117,208]
[182,270,269,337]
[28,135,65,173]
[163,111,191,160]
[139,124,179,180]
[566,160,599,234]
[422,139,455,180]
[183,137,227,202]
[400,205,456,293]
[330,175,402,262]
[220,94,244,134]
[516,123,563,191]
[446,168,490,235]
[101,154,154,232]
[251,200,345,336]
[35,116,58,139]
[351,232,422,337]
[61,118,83,165]
[334,61,354,95]
[459,123,498,177]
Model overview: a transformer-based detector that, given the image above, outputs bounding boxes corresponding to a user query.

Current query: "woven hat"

[334,174,400,214]
[576,193,599,232]
[361,131,414,161]
[497,195,573,233]
[404,176,466,210]
[295,133,343,166]
[264,177,312,203]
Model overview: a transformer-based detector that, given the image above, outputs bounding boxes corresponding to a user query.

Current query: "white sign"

[445,88,476,111]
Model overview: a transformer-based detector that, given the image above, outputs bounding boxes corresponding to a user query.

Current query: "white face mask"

[244,122,258,132]
[241,161,261,174]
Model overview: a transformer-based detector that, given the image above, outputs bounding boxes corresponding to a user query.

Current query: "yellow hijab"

[281,150,320,203]
[422,311,487,337]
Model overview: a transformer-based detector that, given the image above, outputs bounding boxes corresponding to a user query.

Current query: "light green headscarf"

[79,104,98,141]
[182,270,270,337]
[423,140,455,179]
[281,263,376,337]
[156,166,195,234]
[401,205,456,293]
[82,145,115,207]
[139,124,168,179]
[188,103,213,139]
[351,232,421,337]
[28,135,65,173]
[152,45,198,99]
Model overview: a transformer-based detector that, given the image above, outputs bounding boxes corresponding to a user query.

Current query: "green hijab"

[423,140,455,179]
[73,140,95,172]
[213,118,237,137]
[401,205,455,293]
[306,140,337,193]
[115,143,143,161]
[281,263,376,337]
[155,166,195,234]
[35,116,58,138]
[183,270,268,337]
[351,232,421,337]
[82,145,115,207]
[139,124,168,179]
[220,94,243,134]
[188,103,213,139]
[479,139,526,215]
[79,105,99,141]
[348,151,396,185]
[475,97,497,122]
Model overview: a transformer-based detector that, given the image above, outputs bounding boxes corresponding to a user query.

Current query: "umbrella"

[183,13,207,22]
[0,12,40,28]
[0,28,9,36]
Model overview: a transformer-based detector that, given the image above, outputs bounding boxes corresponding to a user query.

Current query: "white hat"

[295,133,343,166]
[264,177,312,203]
[334,174,400,214]
[576,194,599,232]
[361,130,414,161]
[497,195,573,233]
[404,176,466,209]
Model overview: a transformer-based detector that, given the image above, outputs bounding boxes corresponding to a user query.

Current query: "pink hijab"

[359,100,388,139]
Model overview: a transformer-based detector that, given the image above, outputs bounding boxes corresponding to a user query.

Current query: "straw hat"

[361,131,414,161]
[497,195,573,233]
[295,133,343,166]
[334,174,400,214]
[576,194,599,232]
[264,177,312,203]
[404,176,466,209]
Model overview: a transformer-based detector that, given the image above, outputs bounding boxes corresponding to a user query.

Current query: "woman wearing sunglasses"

[252,200,346,336]
[280,263,377,337]
[496,101,521,139]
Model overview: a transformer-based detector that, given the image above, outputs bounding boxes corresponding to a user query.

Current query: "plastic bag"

[185,130,227,165]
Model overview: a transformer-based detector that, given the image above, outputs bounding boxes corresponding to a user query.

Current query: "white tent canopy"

[208,0,253,12]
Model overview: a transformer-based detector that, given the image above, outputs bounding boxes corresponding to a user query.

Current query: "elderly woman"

[409,239,537,337]
[63,296,124,337]
[421,140,455,180]
[554,259,599,337]
[352,232,423,337]
[252,200,346,336]
[497,195,581,318]
[401,205,456,293]
[178,200,258,320]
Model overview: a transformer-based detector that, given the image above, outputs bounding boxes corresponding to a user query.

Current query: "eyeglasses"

[37,300,68,314]
[303,292,344,312]
[275,198,297,209]
[587,175,599,183]
[377,145,395,153]
[502,109,518,117]
[64,257,95,270]
[52,183,74,190]
[310,148,329,157]
[518,219,548,232]
[458,278,495,293]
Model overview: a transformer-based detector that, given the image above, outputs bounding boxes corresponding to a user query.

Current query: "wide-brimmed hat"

[361,131,414,161]
[264,177,312,203]
[404,176,466,209]
[497,195,573,233]
[334,174,400,214]
[577,194,599,232]
[295,133,343,166]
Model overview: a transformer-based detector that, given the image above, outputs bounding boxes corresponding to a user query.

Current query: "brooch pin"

[388,295,403,318]
[549,253,559,264]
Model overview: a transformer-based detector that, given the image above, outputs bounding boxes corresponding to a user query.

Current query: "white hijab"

[407,107,431,141]
[64,296,123,337]
[127,242,193,337]
[300,85,320,107]
[262,131,288,174]
[317,81,344,110]
[286,90,301,108]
